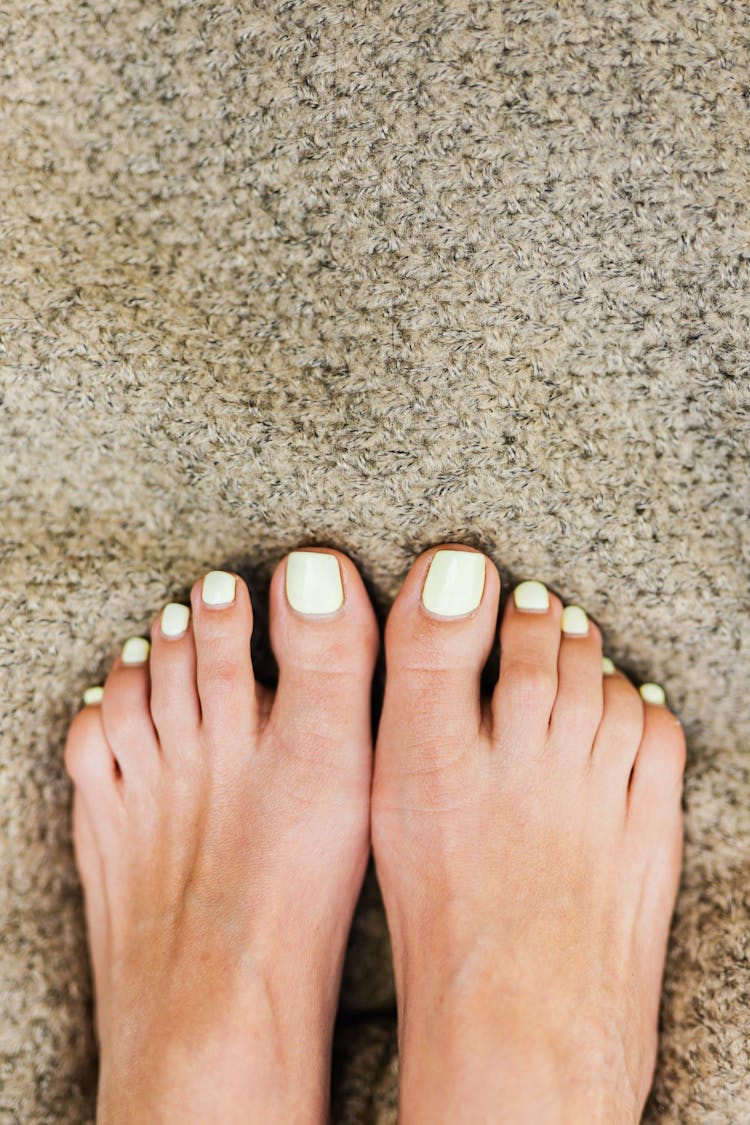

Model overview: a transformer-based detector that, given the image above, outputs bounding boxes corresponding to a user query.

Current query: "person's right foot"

[372,547,685,1124]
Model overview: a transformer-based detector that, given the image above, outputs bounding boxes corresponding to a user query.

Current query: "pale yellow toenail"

[640,682,666,705]
[161,603,190,638]
[602,657,616,676]
[82,685,104,705]
[122,637,150,665]
[286,551,344,615]
[202,571,236,607]
[421,550,486,618]
[513,580,550,612]
[561,605,589,636]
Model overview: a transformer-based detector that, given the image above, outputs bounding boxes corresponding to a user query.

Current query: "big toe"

[376,546,500,782]
[265,549,379,798]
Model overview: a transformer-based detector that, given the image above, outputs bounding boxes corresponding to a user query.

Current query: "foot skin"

[372,548,685,1124]
[65,553,378,1124]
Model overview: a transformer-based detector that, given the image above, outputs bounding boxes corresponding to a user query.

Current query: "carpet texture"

[2,0,749,1120]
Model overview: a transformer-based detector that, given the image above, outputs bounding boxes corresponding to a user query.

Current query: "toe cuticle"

[161,602,190,638]
[421,549,486,618]
[202,571,237,608]
[513,580,550,613]
[640,682,666,706]
[561,605,589,637]
[121,637,151,665]
[286,551,344,615]
[82,685,104,705]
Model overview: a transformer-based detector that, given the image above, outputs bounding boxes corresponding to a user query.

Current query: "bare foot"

[372,547,685,1124]
[66,552,378,1124]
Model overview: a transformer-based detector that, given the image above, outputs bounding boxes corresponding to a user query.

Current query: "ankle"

[398,988,642,1125]
[97,989,333,1125]
[98,1036,330,1125]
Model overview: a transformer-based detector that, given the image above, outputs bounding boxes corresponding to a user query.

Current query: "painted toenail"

[421,550,486,618]
[82,685,104,705]
[286,551,344,614]
[640,682,666,705]
[602,657,616,676]
[161,603,190,638]
[122,637,151,665]
[202,571,237,607]
[561,605,589,636]
[513,581,550,612]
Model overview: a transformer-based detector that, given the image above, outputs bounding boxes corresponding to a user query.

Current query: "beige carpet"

[2,0,750,1120]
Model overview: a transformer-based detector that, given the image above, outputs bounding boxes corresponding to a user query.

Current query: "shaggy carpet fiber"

[2,0,749,1120]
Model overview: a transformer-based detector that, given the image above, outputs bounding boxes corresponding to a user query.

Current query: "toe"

[492,581,562,748]
[548,606,604,752]
[266,549,378,790]
[100,638,161,782]
[65,704,121,808]
[591,666,644,785]
[379,546,499,771]
[628,697,686,971]
[628,697,686,820]
[149,601,201,753]
[191,571,256,742]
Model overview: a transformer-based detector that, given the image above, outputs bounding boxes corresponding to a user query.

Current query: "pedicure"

[202,571,237,607]
[82,685,104,705]
[514,580,550,613]
[602,657,616,676]
[561,605,589,636]
[286,551,344,615]
[122,637,150,665]
[421,550,486,618]
[640,682,666,706]
[161,603,190,638]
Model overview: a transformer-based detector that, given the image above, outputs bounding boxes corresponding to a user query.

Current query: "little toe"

[190,571,256,742]
[492,581,562,748]
[628,695,686,974]
[628,694,686,822]
[266,549,378,792]
[100,638,160,782]
[378,546,499,774]
[591,665,645,786]
[149,601,201,752]
[548,606,604,751]
[65,704,121,813]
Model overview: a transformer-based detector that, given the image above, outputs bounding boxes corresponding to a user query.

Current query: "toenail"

[513,580,550,612]
[602,657,616,676]
[122,637,151,665]
[82,685,104,705]
[161,602,190,638]
[640,682,666,705]
[561,605,589,636]
[202,571,237,607]
[286,551,344,615]
[421,550,486,618]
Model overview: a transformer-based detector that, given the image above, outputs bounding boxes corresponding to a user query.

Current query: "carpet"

[2,0,749,1120]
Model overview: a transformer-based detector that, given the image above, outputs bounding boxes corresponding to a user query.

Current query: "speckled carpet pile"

[1,1,749,1120]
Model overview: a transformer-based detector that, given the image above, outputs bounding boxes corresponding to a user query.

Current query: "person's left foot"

[65,553,378,1124]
